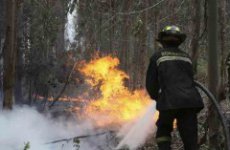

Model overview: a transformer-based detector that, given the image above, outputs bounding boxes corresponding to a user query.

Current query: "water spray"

[114,102,158,150]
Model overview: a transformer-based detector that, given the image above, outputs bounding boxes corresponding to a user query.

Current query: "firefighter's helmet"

[157,25,186,45]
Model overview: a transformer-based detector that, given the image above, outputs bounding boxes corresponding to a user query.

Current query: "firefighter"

[146,25,204,150]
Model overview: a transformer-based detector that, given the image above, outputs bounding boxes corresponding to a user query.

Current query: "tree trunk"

[0,0,6,54]
[15,1,24,104]
[3,0,19,109]
[207,0,221,149]
[109,0,114,53]
[54,0,65,53]
[153,10,159,53]
[0,0,6,102]
[218,0,227,101]
[133,1,148,89]
[168,0,178,23]
[190,0,201,73]
[121,0,131,72]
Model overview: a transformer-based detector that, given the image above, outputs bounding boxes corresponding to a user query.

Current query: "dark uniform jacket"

[146,47,204,111]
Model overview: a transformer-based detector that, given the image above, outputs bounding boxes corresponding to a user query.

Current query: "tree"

[53,0,66,53]
[14,1,25,104]
[0,0,6,54]
[3,0,21,109]
[24,0,60,104]
[190,0,201,73]
[218,0,227,100]
[207,0,222,149]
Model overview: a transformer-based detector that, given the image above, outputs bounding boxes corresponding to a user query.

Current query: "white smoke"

[0,102,158,150]
[116,101,158,150]
[0,106,108,150]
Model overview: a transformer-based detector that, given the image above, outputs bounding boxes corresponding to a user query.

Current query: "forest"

[0,0,230,150]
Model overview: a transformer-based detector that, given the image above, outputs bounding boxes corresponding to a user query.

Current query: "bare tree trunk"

[3,0,20,109]
[153,10,159,53]
[0,0,6,54]
[0,0,6,102]
[208,0,219,110]
[53,0,65,53]
[207,0,221,149]
[109,0,114,53]
[15,1,24,104]
[218,0,227,100]
[139,0,148,89]
[168,0,178,23]
[190,0,201,73]
[121,0,131,72]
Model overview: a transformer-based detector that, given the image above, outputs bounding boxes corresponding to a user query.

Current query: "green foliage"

[23,142,30,150]
[200,144,209,150]
[132,17,144,36]
[73,138,80,150]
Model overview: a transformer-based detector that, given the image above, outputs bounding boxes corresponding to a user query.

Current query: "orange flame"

[79,56,153,127]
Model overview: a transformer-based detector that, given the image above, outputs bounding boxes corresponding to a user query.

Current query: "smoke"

[0,103,158,150]
[0,106,109,150]
[116,101,158,150]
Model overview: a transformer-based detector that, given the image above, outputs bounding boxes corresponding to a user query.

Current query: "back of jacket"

[146,48,204,111]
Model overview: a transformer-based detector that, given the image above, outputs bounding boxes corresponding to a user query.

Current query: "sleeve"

[146,54,160,100]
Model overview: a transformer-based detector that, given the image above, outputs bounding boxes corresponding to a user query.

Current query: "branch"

[116,0,166,15]
[49,62,77,108]
[159,0,185,23]
[199,0,207,40]
[45,131,115,144]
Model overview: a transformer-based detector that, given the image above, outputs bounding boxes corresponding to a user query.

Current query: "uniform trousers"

[156,108,198,150]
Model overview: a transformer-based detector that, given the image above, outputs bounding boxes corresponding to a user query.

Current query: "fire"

[79,56,154,127]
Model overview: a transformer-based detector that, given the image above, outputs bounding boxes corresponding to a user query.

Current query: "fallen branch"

[45,131,115,144]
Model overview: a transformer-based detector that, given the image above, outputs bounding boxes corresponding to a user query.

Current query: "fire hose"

[194,81,230,149]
